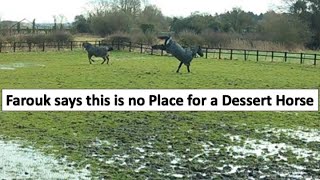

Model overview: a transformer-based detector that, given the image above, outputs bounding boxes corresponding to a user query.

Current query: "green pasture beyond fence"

[0,40,319,66]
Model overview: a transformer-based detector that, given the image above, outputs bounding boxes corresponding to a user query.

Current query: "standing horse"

[152,36,204,73]
[82,42,114,64]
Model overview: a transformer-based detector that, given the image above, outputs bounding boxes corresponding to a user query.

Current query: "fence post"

[71,41,73,51]
[300,53,303,64]
[161,49,163,56]
[117,40,120,50]
[0,42,2,53]
[314,54,317,66]
[98,41,101,47]
[28,43,31,52]
[42,42,45,52]
[271,51,274,62]
[140,43,143,54]
[129,42,132,52]
[218,48,221,59]
[58,42,60,51]
[13,42,16,52]
[230,49,233,60]
[284,52,287,62]
[244,50,247,61]
[151,47,153,55]
[256,50,259,62]
[205,48,208,59]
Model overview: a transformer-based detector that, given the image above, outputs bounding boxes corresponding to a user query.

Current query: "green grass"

[0,51,319,179]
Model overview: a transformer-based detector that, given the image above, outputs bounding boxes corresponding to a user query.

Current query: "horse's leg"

[91,56,95,62]
[106,55,110,65]
[176,62,183,73]
[102,57,106,64]
[88,54,93,64]
[187,65,191,73]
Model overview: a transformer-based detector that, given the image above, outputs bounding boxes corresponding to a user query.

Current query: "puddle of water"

[0,63,45,70]
[257,128,320,143]
[171,174,184,178]
[227,135,320,160]
[90,129,319,178]
[134,164,147,173]
[0,140,91,179]
[0,67,15,70]
[217,164,246,174]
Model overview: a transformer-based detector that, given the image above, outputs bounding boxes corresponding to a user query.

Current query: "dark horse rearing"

[152,36,204,73]
[82,42,114,64]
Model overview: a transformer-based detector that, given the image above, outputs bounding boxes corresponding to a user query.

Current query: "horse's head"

[82,42,92,50]
[197,46,204,57]
[191,46,204,57]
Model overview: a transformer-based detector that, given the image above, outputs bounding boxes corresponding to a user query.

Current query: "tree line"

[1,0,319,51]
[72,0,320,50]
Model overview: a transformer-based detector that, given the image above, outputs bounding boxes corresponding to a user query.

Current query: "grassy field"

[0,50,319,179]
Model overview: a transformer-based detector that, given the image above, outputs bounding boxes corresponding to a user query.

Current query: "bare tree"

[87,0,113,16]
[139,5,168,32]
[141,0,148,6]
[112,0,142,16]
[58,14,67,30]
[32,19,35,34]
[53,16,57,31]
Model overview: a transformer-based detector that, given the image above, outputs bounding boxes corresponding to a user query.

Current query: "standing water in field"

[0,139,91,179]
[0,63,45,70]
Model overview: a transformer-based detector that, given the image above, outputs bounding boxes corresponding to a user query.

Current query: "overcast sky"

[0,0,284,23]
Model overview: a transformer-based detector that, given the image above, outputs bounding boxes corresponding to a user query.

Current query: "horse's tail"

[152,44,166,50]
[157,35,170,40]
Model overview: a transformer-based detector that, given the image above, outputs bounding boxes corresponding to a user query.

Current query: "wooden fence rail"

[0,40,319,66]
[204,48,319,65]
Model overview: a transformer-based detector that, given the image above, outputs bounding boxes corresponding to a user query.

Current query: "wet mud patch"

[0,139,91,179]
[85,126,319,179]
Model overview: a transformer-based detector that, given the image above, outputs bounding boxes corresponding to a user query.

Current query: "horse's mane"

[190,46,203,57]
[83,42,93,50]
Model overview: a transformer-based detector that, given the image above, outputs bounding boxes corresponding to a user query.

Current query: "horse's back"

[86,46,109,57]
[166,41,193,64]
